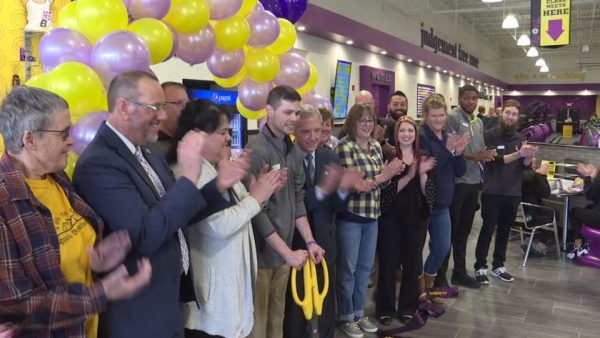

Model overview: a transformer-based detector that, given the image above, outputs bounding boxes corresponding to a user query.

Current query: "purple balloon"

[303,94,332,112]
[246,10,280,48]
[176,25,216,65]
[91,30,151,87]
[280,0,308,24]
[163,22,179,61]
[40,28,93,70]
[254,2,264,11]
[71,111,110,155]
[238,78,274,111]
[122,0,133,9]
[206,0,243,20]
[259,0,283,17]
[129,0,172,19]
[274,52,309,88]
[207,48,245,79]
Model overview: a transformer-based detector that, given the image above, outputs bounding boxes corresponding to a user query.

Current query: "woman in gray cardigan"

[168,100,281,338]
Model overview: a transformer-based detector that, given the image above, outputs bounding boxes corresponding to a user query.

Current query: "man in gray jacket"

[246,86,325,338]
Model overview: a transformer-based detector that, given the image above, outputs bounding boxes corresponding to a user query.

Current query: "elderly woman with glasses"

[334,103,404,337]
[0,86,151,337]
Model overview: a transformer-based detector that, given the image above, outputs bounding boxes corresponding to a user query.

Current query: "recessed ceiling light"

[443,70,447,73]
[426,65,431,68]
[297,26,306,31]
[381,51,387,55]
[346,40,353,45]
[456,74,460,77]
[476,80,480,83]
[407,58,413,62]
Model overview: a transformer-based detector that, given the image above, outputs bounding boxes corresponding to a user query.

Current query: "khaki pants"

[248,265,291,338]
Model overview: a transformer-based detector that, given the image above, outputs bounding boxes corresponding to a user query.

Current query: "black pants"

[375,215,427,318]
[184,329,223,338]
[475,194,520,270]
[569,205,600,241]
[440,183,479,276]
[283,259,336,338]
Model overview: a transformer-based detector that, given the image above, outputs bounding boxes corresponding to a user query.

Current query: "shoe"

[355,316,378,333]
[451,272,481,289]
[474,268,490,285]
[398,314,412,324]
[567,245,589,260]
[377,315,392,326]
[491,267,514,282]
[434,273,449,288]
[521,243,546,257]
[340,320,363,338]
[424,274,444,304]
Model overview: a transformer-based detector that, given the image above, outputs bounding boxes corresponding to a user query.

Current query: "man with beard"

[437,85,496,289]
[473,100,538,284]
[375,91,409,160]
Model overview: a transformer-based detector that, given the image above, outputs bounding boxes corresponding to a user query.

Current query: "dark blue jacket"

[419,124,467,208]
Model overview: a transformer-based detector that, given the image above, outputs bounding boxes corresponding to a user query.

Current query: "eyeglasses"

[165,101,188,109]
[357,118,375,126]
[37,126,72,141]
[125,98,167,113]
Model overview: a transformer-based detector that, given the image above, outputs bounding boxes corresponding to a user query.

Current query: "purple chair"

[578,226,600,269]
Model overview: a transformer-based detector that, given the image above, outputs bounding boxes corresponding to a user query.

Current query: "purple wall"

[502,95,598,119]
[359,66,395,117]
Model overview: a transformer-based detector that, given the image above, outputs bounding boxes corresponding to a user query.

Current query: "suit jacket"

[292,147,348,263]
[72,123,227,338]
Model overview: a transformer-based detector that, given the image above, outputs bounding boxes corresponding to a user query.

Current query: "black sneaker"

[474,268,490,285]
[566,245,589,260]
[451,272,481,289]
[490,267,514,282]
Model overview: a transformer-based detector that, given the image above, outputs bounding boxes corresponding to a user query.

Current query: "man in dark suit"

[73,71,250,338]
[283,105,372,338]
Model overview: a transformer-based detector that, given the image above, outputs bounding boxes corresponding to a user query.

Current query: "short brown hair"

[266,85,301,110]
[318,106,334,126]
[503,99,521,112]
[343,104,376,140]
[478,105,485,113]
[421,94,447,120]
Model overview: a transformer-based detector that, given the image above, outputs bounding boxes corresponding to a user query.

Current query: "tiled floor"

[333,212,600,338]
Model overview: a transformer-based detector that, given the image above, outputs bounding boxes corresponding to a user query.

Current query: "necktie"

[134,147,189,275]
[305,153,315,182]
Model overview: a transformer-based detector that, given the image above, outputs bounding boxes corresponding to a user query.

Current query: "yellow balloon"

[163,0,210,34]
[244,48,279,82]
[76,0,128,42]
[236,98,267,120]
[267,19,297,55]
[128,19,173,65]
[57,2,95,42]
[46,62,105,117]
[26,73,49,89]
[64,152,80,180]
[213,70,246,88]
[213,15,250,52]
[238,0,258,16]
[0,134,4,154]
[296,62,318,94]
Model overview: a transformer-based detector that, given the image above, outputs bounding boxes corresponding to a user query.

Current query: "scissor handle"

[291,262,314,320]
[312,258,329,316]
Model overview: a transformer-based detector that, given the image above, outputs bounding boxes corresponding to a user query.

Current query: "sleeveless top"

[24,0,53,33]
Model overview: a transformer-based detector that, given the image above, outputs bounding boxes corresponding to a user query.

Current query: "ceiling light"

[526,47,539,57]
[482,0,503,3]
[517,34,531,46]
[535,58,546,66]
[502,14,519,29]
[582,44,590,52]
[456,74,460,77]
[297,26,306,31]
[407,58,413,62]
[426,65,431,68]
[443,70,447,73]
[540,64,549,72]
[380,51,387,55]
[476,80,481,83]
[346,40,353,45]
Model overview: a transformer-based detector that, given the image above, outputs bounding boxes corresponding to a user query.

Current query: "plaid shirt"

[335,136,384,220]
[0,153,107,338]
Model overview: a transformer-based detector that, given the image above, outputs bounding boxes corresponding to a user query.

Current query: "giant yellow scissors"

[291,258,329,320]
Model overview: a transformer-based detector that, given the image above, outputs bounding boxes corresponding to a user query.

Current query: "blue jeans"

[335,219,378,321]
[424,207,451,275]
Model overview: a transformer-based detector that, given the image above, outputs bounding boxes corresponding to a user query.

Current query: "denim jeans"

[424,207,451,275]
[335,219,378,321]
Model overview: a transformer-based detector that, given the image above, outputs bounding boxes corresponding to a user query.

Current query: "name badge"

[497,145,505,150]
[271,164,281,170]
[461,122,469,127]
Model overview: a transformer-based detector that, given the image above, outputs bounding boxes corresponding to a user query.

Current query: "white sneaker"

[490,267,515,282]
[567,245,589,260]
[340,320,363,338]
[474,268,490,285]
[356,316,378,333]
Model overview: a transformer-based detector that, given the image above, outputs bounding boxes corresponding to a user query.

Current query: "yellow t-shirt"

[25,176,98,338]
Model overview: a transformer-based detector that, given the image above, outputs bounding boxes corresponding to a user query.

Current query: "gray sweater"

[245,126,307,268]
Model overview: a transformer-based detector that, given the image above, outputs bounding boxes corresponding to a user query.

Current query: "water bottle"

[12,74,20,87]
[555,178,562,191]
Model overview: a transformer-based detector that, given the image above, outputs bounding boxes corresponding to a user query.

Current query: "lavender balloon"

[238,78,273,111]
[163,22,179,61]
[91,30,151,87]
[246,10,280,48]
[122,0,133,9]
[129,0,172,20]
[71,111,110,155]
[177,25,216,65]
[40,28,93,70]
[206,0,243,20]
[254,2,264,11]
[207,48,245,79]
[274,52,309,88]
[303,94,332,112]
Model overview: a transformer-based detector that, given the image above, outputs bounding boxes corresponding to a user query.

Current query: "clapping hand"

[419,156,437,175]
[339,167,367,193]
[374,124,387,143]
[216,149,252,193]
[455,133,471,155]
[317,163,344,196]
[446,132,459,152]
[577,163,598,179]
[519,142,538,158]
[101,258,152,301]
[249,164,280,204]
[87,230,132,273]
[383,158,405,180]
